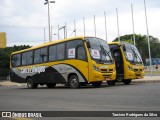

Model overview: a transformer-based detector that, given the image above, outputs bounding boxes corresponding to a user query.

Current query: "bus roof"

[108,41,134,46]
[11,36,87,55]
[108,42,121,45]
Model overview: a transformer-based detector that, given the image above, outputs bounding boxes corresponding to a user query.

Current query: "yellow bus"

[108,42,144,85]
[10,36,116,89]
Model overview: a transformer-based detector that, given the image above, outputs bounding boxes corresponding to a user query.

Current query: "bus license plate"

[106,78,110,81]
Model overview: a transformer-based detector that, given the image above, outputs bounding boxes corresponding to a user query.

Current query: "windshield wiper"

[100,45,113,62]
[131,49,142,64]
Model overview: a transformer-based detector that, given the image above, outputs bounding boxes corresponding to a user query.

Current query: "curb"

[0,80,160,87]
[132,80,160,83]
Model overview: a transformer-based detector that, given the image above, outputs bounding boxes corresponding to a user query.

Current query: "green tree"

[0,45,30,77]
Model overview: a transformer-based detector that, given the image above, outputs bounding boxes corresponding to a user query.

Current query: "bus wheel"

[69,75,80,89]
[92,81,102,88]
[123,79,131,85]
[27,78,38,89]
[46,83,56,88]
[107,80,116,86]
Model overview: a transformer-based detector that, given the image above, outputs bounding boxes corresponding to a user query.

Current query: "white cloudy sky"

[0,0,160,46]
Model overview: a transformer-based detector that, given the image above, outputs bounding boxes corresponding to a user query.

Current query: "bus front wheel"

[123,79,131,85]
[27,78,38,89]
[92,81,102,88]
[69,75,80,89]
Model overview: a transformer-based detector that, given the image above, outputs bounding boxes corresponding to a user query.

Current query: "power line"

[0,25,57,29]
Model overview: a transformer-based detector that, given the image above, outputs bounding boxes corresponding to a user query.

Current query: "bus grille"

[101,69,113,73]
[100,69,113,79]
[134,69,143,72]
[103,74,112,79]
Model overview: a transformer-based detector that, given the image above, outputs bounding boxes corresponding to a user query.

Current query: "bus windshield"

[123,43,143,64]
[86,37,113,64]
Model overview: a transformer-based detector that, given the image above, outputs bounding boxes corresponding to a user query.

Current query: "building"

[0,32,6,48]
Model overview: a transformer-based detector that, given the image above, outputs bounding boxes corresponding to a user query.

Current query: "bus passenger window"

[12,54,21,67]
[34,49,41,64]
[57,43,65,60]
[34,47,47,64]
[49,45,56,61]
[66,39,84,59]
[22,52,27,65]
[40,47,47,62]
[77,46,86,60]
[26,51,33,65]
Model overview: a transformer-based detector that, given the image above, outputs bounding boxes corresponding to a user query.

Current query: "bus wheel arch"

[68,73,80,89]
[91,81,102,88]
[26,77,38,89]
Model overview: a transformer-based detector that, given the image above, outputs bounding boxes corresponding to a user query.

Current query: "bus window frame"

[33,46,48,64]
[65,39,88,62]
[11,53,21,68]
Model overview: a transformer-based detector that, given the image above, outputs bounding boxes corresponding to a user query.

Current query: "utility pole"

[116,8,120,42]
[104,12,108,42]
[131,4,136,46]
[44,0,55,42]
[144,0,152,76]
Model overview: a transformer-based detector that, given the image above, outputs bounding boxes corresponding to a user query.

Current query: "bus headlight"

[92,64,100,72]
[128,65,133,71]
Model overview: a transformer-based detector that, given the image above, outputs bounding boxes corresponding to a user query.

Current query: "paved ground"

[1,82,160,111]
[0,77,160,120]
[0,83,160,120]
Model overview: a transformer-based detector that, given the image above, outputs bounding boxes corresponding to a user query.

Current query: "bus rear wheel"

[107,80,116,86]
[46,83,56,88]
[123,79,131,85]
[27,78,38,89]
[92,81,102,88]
[69,75,80,89]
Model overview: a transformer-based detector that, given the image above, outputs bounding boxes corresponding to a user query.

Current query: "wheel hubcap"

[71,78,78,87]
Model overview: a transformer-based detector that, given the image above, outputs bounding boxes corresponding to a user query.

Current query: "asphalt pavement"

[0,76,160,120]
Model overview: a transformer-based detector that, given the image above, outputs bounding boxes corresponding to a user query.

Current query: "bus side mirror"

[122,45,126,51]
[86,41,91,48]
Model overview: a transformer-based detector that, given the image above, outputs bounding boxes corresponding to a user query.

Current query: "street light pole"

[44,0,55,42]
[144,0,152,76]
[116,8,120,42]
[131,4,136,46]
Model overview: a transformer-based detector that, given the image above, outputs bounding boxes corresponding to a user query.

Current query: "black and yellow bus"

[108,42,144,85]
[10,36,116,89]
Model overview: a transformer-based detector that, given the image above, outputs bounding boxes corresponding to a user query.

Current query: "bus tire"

[107,80,116,86]
[123,79,131,85]
[46,83,56,88]
[27,78,38,89]
[69,75,80,89]
[92,81,102,88]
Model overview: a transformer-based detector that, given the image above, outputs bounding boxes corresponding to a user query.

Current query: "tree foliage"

[113,34,160,64]
[0,45,30,77]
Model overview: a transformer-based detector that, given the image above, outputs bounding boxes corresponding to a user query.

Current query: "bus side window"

[49,45,57,61]
[66,39,84,59]
[12,54,21,67]
[77,46,86,61]
[22,51,33,66]
[57,43,65,60]
[40,47,47,62]
[22,52,27,65]
[26,51,33,65]
[34,49,41,64]
[34,47,48,64]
